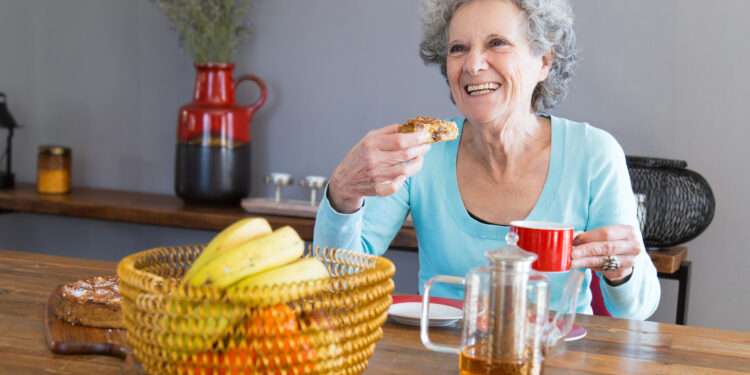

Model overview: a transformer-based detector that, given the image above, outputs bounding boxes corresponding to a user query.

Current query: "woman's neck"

[461,112,551,179]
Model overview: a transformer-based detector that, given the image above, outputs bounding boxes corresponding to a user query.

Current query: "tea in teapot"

[421,233,584,375]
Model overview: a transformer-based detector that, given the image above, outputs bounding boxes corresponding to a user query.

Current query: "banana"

[182,217,272,284]
[160,298,244,352]
[186,226,304,288]
[229,257,330,290]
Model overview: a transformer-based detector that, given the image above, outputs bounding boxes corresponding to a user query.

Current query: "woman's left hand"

[571,225,643,285]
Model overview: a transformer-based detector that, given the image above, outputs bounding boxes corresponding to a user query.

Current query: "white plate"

[388,301,463,327]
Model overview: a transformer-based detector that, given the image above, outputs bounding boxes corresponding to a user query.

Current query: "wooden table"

[1,249,748,374]
[0,183,690,324]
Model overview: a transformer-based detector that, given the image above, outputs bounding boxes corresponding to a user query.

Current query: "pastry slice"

[53,275,124,329]
[398,116,458,143]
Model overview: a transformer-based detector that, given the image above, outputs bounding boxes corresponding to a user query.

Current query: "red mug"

[509,221,579,272]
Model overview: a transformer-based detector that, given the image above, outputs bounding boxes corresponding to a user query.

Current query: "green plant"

[149,0,252,63]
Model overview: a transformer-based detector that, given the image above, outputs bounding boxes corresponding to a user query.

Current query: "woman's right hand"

[328,124,432,213]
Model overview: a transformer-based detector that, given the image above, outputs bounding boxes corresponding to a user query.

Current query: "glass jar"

[37,145,71,194]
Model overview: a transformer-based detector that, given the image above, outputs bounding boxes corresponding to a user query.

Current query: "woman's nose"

[464,49,488,75]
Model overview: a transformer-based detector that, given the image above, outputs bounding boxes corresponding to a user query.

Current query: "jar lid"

[484,232,537,272]
[38,145,71,156]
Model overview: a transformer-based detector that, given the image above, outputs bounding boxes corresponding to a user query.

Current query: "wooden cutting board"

[44,285,129,358]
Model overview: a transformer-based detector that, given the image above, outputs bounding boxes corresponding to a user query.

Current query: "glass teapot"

[420,233,584,375]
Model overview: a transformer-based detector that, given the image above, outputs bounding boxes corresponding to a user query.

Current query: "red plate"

[565,323,587,341]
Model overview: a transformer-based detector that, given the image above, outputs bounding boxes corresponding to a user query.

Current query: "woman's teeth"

[466,82,500,96]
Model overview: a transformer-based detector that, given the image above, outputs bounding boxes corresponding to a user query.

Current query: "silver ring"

[601,255,622,271]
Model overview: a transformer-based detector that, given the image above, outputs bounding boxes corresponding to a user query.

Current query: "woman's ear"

[539,49,554,81]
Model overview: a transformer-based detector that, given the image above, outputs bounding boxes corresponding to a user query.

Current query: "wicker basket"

[117,244,395,375]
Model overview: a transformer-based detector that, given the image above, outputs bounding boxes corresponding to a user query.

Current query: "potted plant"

[150,0,267,206]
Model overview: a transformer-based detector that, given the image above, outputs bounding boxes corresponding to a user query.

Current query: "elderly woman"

[313,0,660,320]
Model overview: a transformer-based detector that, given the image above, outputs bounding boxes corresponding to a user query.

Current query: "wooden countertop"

[0,183,419,248]
[0,183,684,274]
[1,249,748,374]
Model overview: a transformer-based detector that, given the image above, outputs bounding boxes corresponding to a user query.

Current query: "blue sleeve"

[586,127,661,320]
[313,180,411,256]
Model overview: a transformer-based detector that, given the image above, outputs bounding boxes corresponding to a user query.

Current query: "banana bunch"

[165,218,331,353]
[229,257,330,291]
[181,218,329,289]
[181,217,273,282]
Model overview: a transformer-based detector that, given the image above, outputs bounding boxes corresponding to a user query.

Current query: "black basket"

[627,156,715,249]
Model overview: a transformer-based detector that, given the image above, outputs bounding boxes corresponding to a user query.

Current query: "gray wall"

[0,0,747,332]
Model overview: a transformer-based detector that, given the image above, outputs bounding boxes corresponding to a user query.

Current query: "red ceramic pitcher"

[175,63,267,205]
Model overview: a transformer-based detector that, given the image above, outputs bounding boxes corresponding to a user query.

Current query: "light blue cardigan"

[313,116,660,320]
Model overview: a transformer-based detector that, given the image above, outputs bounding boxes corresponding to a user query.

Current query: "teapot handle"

[544,269,584,354]
[420,275,464,354]
[234,75,267,116]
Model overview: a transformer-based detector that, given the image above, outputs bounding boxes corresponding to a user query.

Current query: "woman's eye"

[490,39,507,47]
[449,45,465,54]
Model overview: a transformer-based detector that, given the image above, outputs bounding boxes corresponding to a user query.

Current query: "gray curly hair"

[419,0,578,112]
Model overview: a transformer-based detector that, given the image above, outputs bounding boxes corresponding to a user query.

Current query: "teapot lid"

[484,232,537,271]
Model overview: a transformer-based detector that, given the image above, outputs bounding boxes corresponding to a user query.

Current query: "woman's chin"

[458,99,511,122]
[462,110,508,126]
[461,103,536,126]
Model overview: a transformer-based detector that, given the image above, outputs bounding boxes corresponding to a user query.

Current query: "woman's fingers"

[367,129,432,151]
[328,124,433,211]
[369,154,426,182]
[373,176,407,197]
[571,253,635,270]
[571,239,636,270]
[572,254,635,283]
[573,224,638,245]
[571,240,638,259]
[572,224,642,284]
[369,123,401,135]
[370,152,426,196]
[381,144,432,166]
[369,155,425,197]
[360,126,431,167]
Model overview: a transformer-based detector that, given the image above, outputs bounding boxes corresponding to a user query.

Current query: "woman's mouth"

[465,82,500,96]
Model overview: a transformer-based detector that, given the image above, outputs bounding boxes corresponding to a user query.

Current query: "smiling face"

[446,0,552,124]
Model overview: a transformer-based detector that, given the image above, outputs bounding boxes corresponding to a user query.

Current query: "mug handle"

[420,275,464,354]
